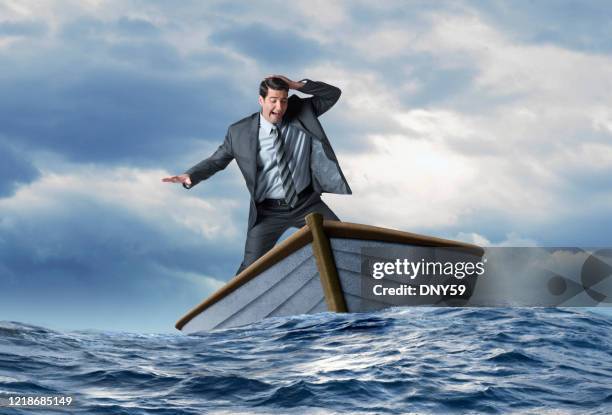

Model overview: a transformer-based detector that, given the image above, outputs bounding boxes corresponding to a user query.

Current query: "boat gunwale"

[175,226,313,330]
[175,220,484,331]
[325,221,484,256]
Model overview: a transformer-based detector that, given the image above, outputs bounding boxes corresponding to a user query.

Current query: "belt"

[258,185,314,209]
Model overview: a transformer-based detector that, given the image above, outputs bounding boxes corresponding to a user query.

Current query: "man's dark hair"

[259,77,289,98]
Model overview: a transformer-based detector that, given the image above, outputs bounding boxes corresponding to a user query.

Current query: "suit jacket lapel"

[289,118,307,133]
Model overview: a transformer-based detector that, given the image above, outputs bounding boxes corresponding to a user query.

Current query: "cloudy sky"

[1,0,611,332]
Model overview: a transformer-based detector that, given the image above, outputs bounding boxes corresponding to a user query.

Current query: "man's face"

[259,88,288,124]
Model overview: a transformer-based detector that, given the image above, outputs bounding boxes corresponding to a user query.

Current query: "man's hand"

[266,74,304,90]
[161,174,192,186]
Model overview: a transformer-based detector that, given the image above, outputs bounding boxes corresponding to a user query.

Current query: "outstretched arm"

[161,130,234,189]
[266,75,341,117]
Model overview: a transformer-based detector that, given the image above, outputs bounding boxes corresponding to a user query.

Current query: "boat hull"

[177,215,483,334]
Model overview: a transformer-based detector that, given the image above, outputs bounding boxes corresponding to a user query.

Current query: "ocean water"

[1,308,611,414]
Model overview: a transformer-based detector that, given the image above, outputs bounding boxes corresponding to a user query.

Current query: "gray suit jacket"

[184,79,351,230]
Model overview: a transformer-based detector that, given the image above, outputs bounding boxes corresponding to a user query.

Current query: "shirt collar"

[259,112,281,135]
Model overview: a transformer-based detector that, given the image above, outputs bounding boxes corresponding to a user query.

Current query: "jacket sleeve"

[298,79,341,117]
[182,129,234,189]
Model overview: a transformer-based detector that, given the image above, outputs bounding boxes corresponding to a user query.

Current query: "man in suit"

[162,75,351,274]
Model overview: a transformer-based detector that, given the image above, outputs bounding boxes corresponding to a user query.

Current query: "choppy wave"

[1,308,611,414]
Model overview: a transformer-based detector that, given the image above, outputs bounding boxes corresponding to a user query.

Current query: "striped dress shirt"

[254,113,311,202]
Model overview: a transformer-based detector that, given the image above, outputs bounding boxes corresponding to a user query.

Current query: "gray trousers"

[237,190,339,274]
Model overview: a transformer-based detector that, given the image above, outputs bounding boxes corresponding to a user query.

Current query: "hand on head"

[265,75,303,90]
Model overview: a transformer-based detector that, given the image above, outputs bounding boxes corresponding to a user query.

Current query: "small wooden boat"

[176,213,484,333]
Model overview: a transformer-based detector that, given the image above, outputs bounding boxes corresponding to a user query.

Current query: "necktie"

[272,125,298,207]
